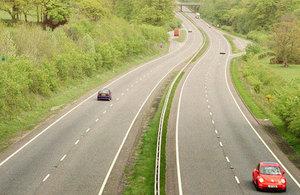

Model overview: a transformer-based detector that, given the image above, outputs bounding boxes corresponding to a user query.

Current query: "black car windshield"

[260,166,281,175]
[100,89,110,94]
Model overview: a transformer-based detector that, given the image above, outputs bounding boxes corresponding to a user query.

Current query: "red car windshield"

[260,166,281,175]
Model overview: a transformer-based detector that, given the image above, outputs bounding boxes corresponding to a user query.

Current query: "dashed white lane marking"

[226,156,230,162]
[206,99,209,102]
[110,104,113,107]
[215,129,218,134]
[43,174,50,182]
[219,142,223,147]
[75,140,79,145]
[121,93,124,96]
[116,98,119,101]
[212,120,215,124]
[209,112,212,116]
[95,118,99,122]
[103,110,106,114]
[208,105,210,109]
[235,176,240,184]
[205,94,208,98]
[60,154,67,161]
[86,128,90,133]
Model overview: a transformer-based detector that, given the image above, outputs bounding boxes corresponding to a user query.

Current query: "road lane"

[0,13,203,195]
[176,9,300,195]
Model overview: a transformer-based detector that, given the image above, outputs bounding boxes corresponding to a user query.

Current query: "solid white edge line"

[219,142,223,147]
[98,15,200,194]
[86,128,90,133]
[218,28,300,188]
[75,140,79,145]
[212,120,215,124]
[235,176,240,184]
[60,154,67,161]
[43,174,50,182]
[176,39,211,195]
[215,130,218,134]
[0,38,187,167]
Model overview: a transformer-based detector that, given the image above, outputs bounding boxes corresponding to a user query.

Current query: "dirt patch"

[258,119,300,169]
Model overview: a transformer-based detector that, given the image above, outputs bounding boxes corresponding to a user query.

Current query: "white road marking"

[235,176,240,184]
[206,99,209,102]
[60,154,67,161]
[210,112,212,116]
[212,120,215,124]
[116,98,119,101]
[0,32,186,167]
[121,93,124,96]
[205,86,207,89]
[103,111,106,114]
[215,129,218,134]
[219,142,223,147]
[95,118,99,122]
[86,128,90,133]
[43,174,50,182]
[176,34,211,195]
[98,24,198,194]
[219,29,300,188]
[226,156,230,162]
[205,94,208,98]
[126,89,129,91]
[208,105,210,109]
[75,140,79,145]
[110,104,113,107]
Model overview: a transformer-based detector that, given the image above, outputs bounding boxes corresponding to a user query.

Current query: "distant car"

[253,162,286,192]
[188,29,192,32]
[220,49,226,54]
[97,89,112,101]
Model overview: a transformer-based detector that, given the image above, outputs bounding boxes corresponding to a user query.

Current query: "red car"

[253,162,286,192]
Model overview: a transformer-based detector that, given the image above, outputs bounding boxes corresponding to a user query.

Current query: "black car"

[97,89,112,101]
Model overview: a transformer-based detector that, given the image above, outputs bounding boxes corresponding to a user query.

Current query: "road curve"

[175,8,300,195]
[0,13,203,195]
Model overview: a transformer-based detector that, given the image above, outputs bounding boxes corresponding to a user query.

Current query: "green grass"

[0,47,169,152]
[224,34,242,54]
[230,58,267,118]
[123,71,184,194]
[270,64,300,81]
[231,57,300,156]
[174,30,186,42]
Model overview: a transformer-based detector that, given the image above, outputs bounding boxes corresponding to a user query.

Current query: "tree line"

[181,0,300,66]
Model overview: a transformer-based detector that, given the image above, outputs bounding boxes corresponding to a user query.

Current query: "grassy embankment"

[0,14,171,152]
[231,57,300,162]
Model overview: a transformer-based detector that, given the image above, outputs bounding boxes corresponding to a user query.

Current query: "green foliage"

[76,0,111,21]
[168,17,182,30]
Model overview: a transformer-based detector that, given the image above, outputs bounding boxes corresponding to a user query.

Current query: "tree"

[77,0,111,21]
[270,21,300,67]
[42,0,69,30]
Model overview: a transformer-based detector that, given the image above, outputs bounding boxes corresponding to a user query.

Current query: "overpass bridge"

[177,2,202,12]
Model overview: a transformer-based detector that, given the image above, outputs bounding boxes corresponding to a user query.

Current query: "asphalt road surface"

[176,9,300,195]
[0,13,203,195]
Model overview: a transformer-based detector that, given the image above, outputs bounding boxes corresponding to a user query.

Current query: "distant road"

[0,12,203,195]
[174,7,300,195]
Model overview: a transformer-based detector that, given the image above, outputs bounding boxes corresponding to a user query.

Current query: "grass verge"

[231,57,300,165]
[123,72,184,194]
[0,46,169,152]
[224,34,242,54]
